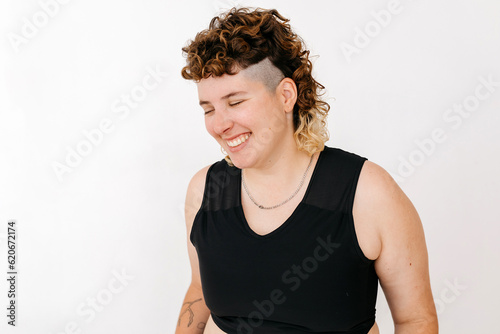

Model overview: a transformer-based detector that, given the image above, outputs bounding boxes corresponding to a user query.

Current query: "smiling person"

[175,7,438,334]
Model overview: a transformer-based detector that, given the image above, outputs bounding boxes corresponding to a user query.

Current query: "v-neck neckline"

[237,150,324,239]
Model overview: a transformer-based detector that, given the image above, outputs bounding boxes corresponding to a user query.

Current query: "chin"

[227,155,252,170]
[228,158,244,169]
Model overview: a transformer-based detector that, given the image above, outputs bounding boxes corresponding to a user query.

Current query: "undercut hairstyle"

[242,57,285,92]
[181,7,330,166]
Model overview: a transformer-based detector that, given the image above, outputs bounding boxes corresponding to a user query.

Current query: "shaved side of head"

[241,58,285,92]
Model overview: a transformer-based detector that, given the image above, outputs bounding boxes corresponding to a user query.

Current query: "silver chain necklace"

[241,154,315,210]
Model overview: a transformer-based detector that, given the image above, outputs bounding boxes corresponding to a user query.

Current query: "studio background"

[1,0,499,333]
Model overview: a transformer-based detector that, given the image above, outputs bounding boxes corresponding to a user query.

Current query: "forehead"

[197,58,284,101]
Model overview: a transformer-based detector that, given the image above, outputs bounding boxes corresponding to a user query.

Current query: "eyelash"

[229,101,243,107]
[204,101,244,115]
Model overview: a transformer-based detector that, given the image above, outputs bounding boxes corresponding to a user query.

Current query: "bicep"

[356,161,437,325]
[375,187,434,324]
[184,165,210,290]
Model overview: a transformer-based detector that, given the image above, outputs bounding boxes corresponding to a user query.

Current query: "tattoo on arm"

[177,298,203,327]
[197,322,206,329]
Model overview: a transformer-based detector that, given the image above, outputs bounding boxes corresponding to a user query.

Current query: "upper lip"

[223,132,251,141]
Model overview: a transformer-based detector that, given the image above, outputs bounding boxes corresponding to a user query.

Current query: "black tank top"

[190,146,379,333]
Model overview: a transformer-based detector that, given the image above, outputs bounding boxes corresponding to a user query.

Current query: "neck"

[242,143,317,201]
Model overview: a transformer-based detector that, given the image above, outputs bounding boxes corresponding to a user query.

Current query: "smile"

[226,133,251,147]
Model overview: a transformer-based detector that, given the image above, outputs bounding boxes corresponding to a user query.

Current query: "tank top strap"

[303,147,367,214]
[201,159,240,212]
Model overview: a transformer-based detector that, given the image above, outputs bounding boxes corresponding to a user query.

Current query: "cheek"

[256,109,284,136]
[258,127,274,144]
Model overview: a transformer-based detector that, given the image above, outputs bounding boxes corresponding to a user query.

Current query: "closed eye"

[229,100,244,107]
[203,99,245,115]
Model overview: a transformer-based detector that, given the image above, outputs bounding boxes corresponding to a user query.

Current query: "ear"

[277,78,298,113]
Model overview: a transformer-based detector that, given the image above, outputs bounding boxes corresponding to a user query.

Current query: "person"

[176,7,438,334]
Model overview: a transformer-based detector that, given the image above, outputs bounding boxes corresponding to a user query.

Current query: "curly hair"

[181,7,330,166]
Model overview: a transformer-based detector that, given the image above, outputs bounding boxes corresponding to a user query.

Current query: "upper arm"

[184,164,211,290]
[354,161,438,327]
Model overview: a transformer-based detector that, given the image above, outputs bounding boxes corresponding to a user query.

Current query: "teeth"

[227,133,250,147]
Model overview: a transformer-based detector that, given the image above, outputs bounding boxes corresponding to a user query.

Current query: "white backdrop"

[1,0,499,333]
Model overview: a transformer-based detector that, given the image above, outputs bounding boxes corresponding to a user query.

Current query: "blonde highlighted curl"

[181,7,330,166]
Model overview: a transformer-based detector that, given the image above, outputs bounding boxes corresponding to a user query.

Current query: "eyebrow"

[199,91,247,106]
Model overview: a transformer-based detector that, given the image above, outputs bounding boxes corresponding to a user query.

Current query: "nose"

[212,108,233,135]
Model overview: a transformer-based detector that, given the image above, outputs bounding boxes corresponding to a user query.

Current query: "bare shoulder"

[184,163,212,287]
[187,164,212,191]
[355,161,438,328]
[353,160,415,261]
[356,160,400,200]
[356,159,421,233]
[185,164,212,226]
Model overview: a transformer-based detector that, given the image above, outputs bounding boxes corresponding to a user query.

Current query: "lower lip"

[227,133,251,153]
